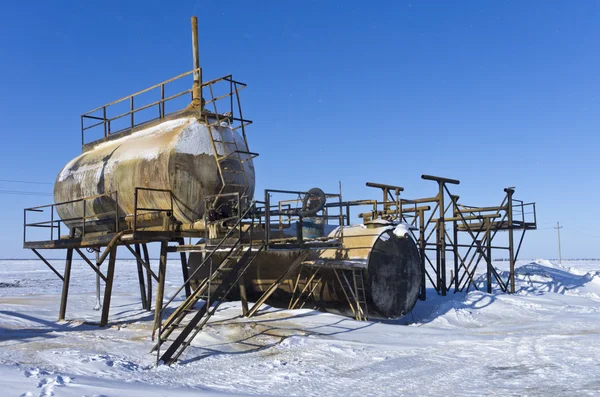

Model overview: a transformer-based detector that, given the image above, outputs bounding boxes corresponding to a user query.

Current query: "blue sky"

[0,1,598,258]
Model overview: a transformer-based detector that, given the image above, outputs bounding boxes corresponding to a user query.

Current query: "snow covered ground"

[1,258,600,396]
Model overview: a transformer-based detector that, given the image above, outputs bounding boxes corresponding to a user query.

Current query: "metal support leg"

[178,239,191,298]
[453,219,459,293]
[486,236,492,293]
[153,241,168,339]
[506,188,516,293]
[100,246,117,326]
[143,243,152,311]
[418,209,426,300]
[58,248,73,321]
[238,274,249,316]
[135,244,148,309]
[94,249,102,311]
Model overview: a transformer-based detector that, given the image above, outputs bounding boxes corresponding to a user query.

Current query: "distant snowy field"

[1,258,600,396]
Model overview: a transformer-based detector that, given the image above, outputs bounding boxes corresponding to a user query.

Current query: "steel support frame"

[396,175,534,296]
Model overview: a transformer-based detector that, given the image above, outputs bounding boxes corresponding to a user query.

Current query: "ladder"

[333,268,369,321]
[204,114,257,199]
[153,204,263,365]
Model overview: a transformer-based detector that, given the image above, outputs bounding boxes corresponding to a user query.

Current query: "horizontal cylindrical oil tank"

[188,222,422,319]
[54,112,255,232]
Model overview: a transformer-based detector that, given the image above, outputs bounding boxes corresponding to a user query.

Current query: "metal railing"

[24,191,119,244]
[511,200,537,228]
[80,69,252,148]
[262,189,344,248]
[133,188,174,233]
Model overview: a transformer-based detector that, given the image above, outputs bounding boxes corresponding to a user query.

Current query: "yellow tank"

[189,222,423,319]
[53,111,255,233]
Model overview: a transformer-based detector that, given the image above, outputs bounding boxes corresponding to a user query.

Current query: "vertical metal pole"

[103,106,107,138]
[160,84,165,118]
[23,209,26,245]
[230,79,233,116]
[135,244,148,309]
[130,96,134,130]
[59,248,74,321]
[265,191,270,248]
[397,190,402,221]
[191,16,202,107]
[100,246,117,327]
[82,199,86,237]
[133,188,138,233]
[94,249,102,311]
[486,231,492,293]
[50,206,54,241]
[435,220,441,294]
[297,217,304,246]
[178,239,191,298]
[453,217,459,293]
[438,182,446,296]
[418,209,426,300]
[338,181,344,242]
[143,243,152,311]
[346,204,350,226]
[153,241,168,339]
[506,188,515,293]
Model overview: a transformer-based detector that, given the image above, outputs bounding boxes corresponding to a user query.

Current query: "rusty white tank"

[54,111,255,232]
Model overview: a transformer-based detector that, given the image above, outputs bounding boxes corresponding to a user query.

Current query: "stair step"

[155,225,264,364]
[164,324,185,329]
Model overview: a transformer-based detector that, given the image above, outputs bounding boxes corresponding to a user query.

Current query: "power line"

[0,190,53,196]
[0,179,53,185]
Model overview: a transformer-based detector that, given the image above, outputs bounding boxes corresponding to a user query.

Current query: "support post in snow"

[59,248,74,321]
[486,231,492,293]
[135,244,148,310]
[143,243,152,311]
[94,248,102,311]
[506,187,516,293]
[153,241,168,340]
[100,246,117,327]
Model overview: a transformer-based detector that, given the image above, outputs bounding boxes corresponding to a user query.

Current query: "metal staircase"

[153,203,264,365]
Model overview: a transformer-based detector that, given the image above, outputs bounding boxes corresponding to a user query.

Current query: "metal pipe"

[191,16,202,107]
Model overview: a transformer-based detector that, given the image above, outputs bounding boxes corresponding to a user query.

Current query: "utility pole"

[555,222,563,265]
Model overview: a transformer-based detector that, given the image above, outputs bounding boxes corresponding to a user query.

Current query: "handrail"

[80,70,250,149]
[83,69,201,115]
[24,191,119,244]
[262,188,344,248]
[158,201,256,316]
